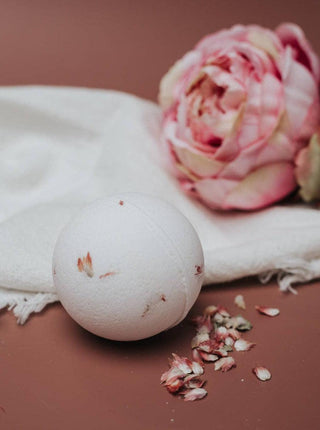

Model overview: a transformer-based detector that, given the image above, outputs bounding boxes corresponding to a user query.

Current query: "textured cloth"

[1,86,320,323]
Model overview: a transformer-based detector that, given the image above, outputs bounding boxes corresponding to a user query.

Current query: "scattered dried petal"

[217,306,230,318]
[99,271,116,279]
[203,305,218,316]
[213,348,229,357]
[160,366,185,384]
[166,378,185,393]
[192,348,204,365]
[234,339,256,352]
[226,316,252,331]
[191,332,209,349]
[194,265,203,275]
[214,326,229,341]
[184,388,207,402]
[255,306,280,317]
[222,344,233,352]
[171,353,193,375]
[214,357,236,372]
[184,376,205,389]
[198,351,219,362]
[224,336,234,347]
[253,366,272,381]
[77,252,94,277]
[191,315,213,334]
[227,328,241,341]
[191,361,204,376]
[234,294,246,310]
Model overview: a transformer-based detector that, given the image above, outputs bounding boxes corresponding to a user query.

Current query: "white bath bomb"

[53,193,204,341]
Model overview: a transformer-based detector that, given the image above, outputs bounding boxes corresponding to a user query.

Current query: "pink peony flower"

[295,130,320,202]
[159,23,320,210]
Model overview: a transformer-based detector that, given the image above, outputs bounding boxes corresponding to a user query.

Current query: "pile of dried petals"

[161,300,277,401]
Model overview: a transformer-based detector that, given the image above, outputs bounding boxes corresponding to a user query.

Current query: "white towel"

[1,86,320,324]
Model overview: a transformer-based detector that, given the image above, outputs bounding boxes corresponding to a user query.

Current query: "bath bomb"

[53,193,204,341]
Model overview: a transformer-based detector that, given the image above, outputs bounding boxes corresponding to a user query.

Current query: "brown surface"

[0,0,319,101]
[1,279,320,429]
[0,1,320,429]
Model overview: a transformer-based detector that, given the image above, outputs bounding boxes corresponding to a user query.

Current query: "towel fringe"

[259,258,320,294]
[0,289,58,324]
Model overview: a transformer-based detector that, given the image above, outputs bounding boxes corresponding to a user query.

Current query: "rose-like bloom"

[295,130,320,202]
[159,23,320,210]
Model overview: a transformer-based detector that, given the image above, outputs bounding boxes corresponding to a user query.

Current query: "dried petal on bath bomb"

[253,367,272,381]
[53,193,204,341]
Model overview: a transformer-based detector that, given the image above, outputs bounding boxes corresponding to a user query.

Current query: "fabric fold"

[0,86,319,323]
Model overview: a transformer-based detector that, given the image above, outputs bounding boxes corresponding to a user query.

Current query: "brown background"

[0,1,320,429]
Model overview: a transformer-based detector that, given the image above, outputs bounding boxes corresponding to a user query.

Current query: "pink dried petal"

[191,361,204,376]
[191,332,210,349]
[224,336,234,347]
[184,377,206,389]
[203,305,218,316]
[217,306,230,318]
[99,271,116,279]
[253,366,272,381]
[191,315,213,334]
[227,328,241,340]
[171,353,193,374]
[199,351,219,362]
[214,326,229,341]
[166,378,185,393]
[214,357,236,372]
[234,339,256,352]
[213,348,228,357]
[161,366,185,384]
[234,294,246,310]
[194,265,203,275]
[255,306,280,317]
[192,348,204,365]
[184,388,207,402]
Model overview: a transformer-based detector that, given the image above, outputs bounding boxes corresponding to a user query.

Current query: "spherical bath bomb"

[53,193,204,341]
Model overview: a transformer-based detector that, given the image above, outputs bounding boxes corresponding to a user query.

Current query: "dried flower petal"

[255,306,280,317]
[77,252,94,277]
[214,357,236,372]
[198,351,219,362]
[234,294,246,310]
[184,388,207,402]
[191,315,213,334]
[184,377,205,389]
[213,348,228,357]
[217,306,230,318]
[227,328,241,340]
[192,348,204,365]
[253,366,272,381]
[224,336,234,347]
[191,361,204,376]
[191,332,209,349]
[222,344,233,352]
[171,353,193,374]
[166,378,185,393]
[226,315,252,331]
[203,305,218,316]
[234,339,256,352]
[160,366,185,384]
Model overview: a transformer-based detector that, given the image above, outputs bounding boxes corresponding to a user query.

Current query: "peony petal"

[224,162,297,210]
[194,177,239,209]
[247,26,283,59]
[276,23,320,82]
[278,47,319,139]
[174,146,225,178]
[295,132,320,202]
[159,51,202,110]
